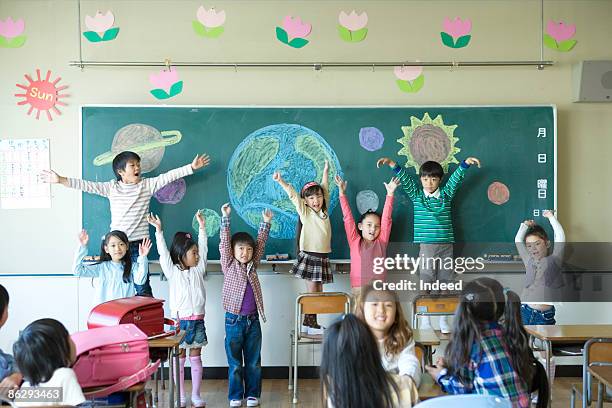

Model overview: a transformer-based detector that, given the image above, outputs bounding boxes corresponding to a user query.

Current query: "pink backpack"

[71,324,160,398]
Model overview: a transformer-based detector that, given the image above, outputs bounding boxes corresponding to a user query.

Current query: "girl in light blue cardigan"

[72,230,151,305]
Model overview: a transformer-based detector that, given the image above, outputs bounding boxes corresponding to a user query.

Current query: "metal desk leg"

[153,369,158,408]
[168,348,175,408]
[175,345,181,408]
[544,340,552,408]
[597,382,604,408]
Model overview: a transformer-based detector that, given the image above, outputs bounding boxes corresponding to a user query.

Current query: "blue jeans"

[129,240,152,297]
[224,312,262,401]
[179,319,208,349]
[521,304,556,325]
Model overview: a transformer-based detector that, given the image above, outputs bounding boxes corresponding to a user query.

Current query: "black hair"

[13,318,73,386]
[525,225,549,242]
[0,284,8,320]
[419,161,444,179]
[357,210,382,239]
[95,230,132,283]
[295,183,327,255]
[321,314,401,408]
[112,151,141,181]
[444,277,534,387]
[231,232,255,251]
[170,232,198,269]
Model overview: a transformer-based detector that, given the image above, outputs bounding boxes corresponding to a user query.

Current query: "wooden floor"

[150,377,611,407]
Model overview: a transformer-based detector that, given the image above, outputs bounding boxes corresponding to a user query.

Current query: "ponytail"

[503,290,535,382]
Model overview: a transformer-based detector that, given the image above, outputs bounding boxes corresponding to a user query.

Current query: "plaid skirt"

[291,251,333,283]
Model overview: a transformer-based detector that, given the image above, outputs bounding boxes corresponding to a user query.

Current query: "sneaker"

[180,398,187,408]
[419,315,432,330]
[307,326,325,336]
[191,396,206,407]
[229,400,242,407]
[246,397,260,407]
[439,315,451,334]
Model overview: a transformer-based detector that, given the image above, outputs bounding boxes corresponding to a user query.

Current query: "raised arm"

[377,157,419,201]
[273,171,307,215]
[514,220,532,265]
[195,210,208,276]
[42,168,112,197]
[148,214,175,280]
[148,163,194,193]
[335,175,360,243]
[544,210,565,259]
[219,203,233,271]
[72,230,102,278]
[380,177,399,243]
[253,209,273,267]
[320,160,329,195]
[132,238,151,286]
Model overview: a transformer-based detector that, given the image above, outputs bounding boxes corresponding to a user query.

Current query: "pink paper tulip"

[149,68,179,92]
[338,10,368,31]
[546,20,576,42]
[443,17,472,38]
[394,66,423,81]
[282,15,311,39]
[0,17,24,39]
[196,6,226,28]
[85,10,115,33]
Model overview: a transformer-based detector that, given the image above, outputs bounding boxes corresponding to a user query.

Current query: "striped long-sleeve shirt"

[393,162,469,243]
[67,164,193,241]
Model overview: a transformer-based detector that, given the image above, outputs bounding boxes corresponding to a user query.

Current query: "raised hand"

[139,237,152,257]
[272,171,282,182]
[262,208,273,223]
[523,219,536,227]
[147,213,162,231]
[196,210,206,228]
[376,157,396,169]
[221,203,231,217]
[384,177,401,195]
[542,210,555,219]
[334,174,347,195]
[465,157,481,168]
[191,154,211,170]
[78,229,89,246]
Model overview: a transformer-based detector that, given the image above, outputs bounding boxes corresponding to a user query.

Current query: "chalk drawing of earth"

[227,124,342,239]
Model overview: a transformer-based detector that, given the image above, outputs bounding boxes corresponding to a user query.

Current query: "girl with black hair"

[148,211,208,408]
[273,160,333,335]
[0,284,22,395]
[13,318,85,406]
[334,174,399,298]
[72,229,152,305]
[425,277,546,408]
[321,314,418,408]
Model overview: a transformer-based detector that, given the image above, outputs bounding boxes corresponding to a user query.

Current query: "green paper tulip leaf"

[543,34,559,50]
[102,27,120,41]
[169,81,183,97]
[351,27,368,42]
[396,79,414,93]
[288,37,309,48]
[337,25,352,42]
[275,27,288,44]
[454,34,471,48]
[83,31,103,43]
[0,37,7,47]
[193,20,207,36]
[440,31,455,48]
[150,88,171,100]
[558,39,577,52]
[205,26,224,38]
[5,35,26,48]
[410,74,425,92]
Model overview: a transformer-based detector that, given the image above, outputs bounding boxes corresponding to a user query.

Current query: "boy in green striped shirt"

[377,156,481,332]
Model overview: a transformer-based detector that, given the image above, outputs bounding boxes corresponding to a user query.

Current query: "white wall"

[1,0,612,366]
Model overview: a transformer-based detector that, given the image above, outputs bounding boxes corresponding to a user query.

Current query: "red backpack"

[71,324,160,398]
[88,296,166,336]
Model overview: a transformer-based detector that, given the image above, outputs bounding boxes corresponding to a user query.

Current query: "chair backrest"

[414,394,512,408]
[413,295,460,315]
[297,292,351,315]
[586,337,612,366]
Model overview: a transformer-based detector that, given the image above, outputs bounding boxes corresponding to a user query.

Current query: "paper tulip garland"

[337,10,368,42]
[276,15,311,48]
[193,6,226,38]
[0,17,26,48]
[440,17,471,48]
[83,11,120,42]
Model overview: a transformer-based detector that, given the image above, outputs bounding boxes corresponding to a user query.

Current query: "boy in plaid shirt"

[219,203,272,408]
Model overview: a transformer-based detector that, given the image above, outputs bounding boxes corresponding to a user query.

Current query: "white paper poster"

[0,138,51,209]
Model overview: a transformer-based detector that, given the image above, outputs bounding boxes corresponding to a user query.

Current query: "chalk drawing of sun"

[397,112,461,172]
[15,69,69,121]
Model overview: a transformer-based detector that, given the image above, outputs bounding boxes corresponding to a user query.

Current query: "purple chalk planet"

[359,127,384,151]
[154,178,186,204]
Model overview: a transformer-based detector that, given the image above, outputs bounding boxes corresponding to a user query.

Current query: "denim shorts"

[521,304,556,325]
[179,319,208,349]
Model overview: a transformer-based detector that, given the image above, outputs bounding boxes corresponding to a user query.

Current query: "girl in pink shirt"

[334,175,400,297]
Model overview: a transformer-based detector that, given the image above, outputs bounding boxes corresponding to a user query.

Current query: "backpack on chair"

[71,324,160,399]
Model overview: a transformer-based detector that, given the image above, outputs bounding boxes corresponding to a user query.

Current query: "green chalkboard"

[81,106,556,260]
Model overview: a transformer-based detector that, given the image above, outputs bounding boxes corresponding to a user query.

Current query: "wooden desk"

[413,329,440,366]
[149,331,186,408]
[588,366,612,408]
[525,325,612,408]
[418,373,444,401]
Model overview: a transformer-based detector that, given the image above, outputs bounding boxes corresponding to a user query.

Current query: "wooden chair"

[288,292,351,405]
[412,295,459,329]
[570,337,612,408]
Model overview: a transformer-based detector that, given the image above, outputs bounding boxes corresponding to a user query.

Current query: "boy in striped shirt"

[377,156,480,332]
[42,151,210,296]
